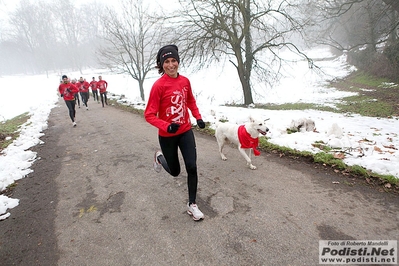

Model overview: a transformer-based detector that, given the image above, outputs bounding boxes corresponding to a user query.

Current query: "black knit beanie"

[62,75,68,79]
[157,45,180,67]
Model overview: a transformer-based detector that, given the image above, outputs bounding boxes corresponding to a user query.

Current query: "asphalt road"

[1,98,398,266]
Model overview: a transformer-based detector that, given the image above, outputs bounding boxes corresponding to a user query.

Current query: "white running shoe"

[153,151,163,173]
[187,203,204,221]
[73,122,77,127]
[86,107,89,110]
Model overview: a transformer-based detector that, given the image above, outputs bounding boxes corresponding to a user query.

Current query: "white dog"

[289,118,316,132]
[215,117,269,170]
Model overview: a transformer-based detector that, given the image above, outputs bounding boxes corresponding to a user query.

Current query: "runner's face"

[63,78,68,84]
[163,58,179,78]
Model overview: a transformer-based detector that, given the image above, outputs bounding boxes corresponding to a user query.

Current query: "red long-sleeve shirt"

[144,74,202,137]
[78,81,90,93]
[76,81,83,92]
[97,80,108,93]
[90,81,98,91]
[58,82,79,101]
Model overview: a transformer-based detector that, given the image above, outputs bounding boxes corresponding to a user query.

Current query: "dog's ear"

[248,116,255,123]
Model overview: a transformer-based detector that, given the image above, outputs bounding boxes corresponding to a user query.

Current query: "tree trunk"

[242,78,253,105]
[139,79,145,102]
[236,63,254,105]
[243,0,254,105]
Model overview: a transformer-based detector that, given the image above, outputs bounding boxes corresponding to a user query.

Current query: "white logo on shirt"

[166,88,188,124]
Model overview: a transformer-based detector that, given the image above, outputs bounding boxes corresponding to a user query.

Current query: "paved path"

[1,98,398,265]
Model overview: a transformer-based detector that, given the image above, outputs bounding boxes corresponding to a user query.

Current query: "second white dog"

[215,117,269,170]
[289,118,316,132]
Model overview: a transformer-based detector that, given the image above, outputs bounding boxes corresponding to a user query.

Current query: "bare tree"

[305,0,399,78]
[98,0,163,101]
[52,0,87,73]
[0,0,108,75]
[8,0,59,75]
[77,2,108,69]
[174,0,315,105]
[308,0,397,52]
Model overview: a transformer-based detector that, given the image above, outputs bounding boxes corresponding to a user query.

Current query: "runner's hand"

[197,119,205,129]
[167,123,180,133]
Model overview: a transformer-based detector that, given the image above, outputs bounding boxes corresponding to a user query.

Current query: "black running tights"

[65,100,76,122]
[81,92,89,107]
[92,90,99,101]
[74,93,80,106]
[100,92,108,107]
[158,129,198,204]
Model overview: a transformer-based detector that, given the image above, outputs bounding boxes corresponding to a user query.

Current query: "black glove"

[60,94,63,97]
[167,123,180,133]
[197,119,205,129]
[66,88,71,93]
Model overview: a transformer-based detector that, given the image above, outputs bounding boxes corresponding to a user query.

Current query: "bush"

[347,49,374,68]
[369,53,398,80]
[384,41,399,67]
[347,47,399,81]
[383,41,399,80]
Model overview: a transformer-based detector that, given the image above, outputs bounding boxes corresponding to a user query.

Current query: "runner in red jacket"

[58,75,79,127]
[89,77,99,103]
[78,77,90,110]
[71,78,81,108]
[97,76,108,107]
[144,45,206,221]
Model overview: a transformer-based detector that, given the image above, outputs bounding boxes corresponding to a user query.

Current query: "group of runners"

[58,75,109,127]
[73,76,108,108]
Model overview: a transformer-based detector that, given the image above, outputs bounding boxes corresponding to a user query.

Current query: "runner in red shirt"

[58,75,79,127]
[78,77,90,110]
[144,45,206,221]
[97,75,108,107]
[71,78,81,108]
[89,77,99,103]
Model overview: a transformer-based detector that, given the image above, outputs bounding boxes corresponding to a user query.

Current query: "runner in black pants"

[58,75,79,127]
[89,77,99,103]
[71,79,81,108]
[144,45,206,221]
[97,76,108,107]
[78,77,90,110]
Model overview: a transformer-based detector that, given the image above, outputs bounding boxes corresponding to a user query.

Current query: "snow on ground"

[0,48,398,219]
